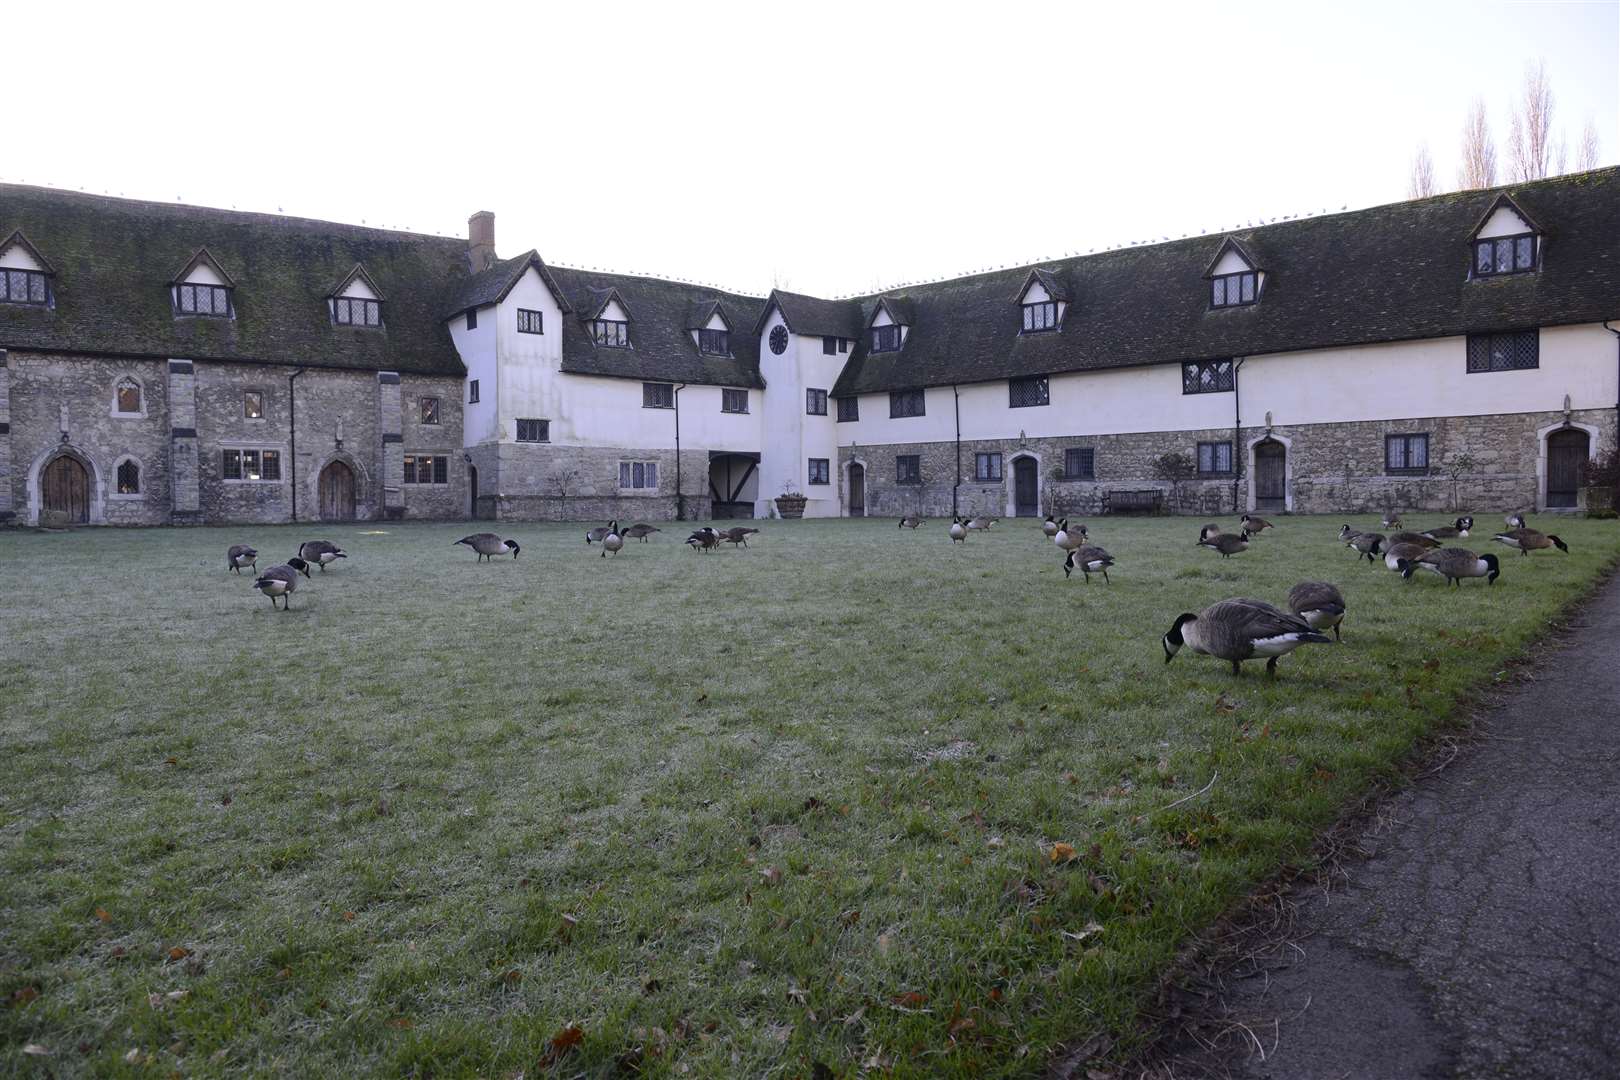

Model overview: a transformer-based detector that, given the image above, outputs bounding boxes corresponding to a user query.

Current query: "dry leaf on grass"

[1049,842,1078,864]
[166,946,190,962]
[10,986,40,1006]
[22,1044,49,1056]
[539,1025,584,1066]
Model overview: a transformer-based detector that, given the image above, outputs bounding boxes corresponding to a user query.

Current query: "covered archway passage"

[710,451,758,519]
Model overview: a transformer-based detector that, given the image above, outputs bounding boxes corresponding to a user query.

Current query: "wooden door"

[1255,440,1286,510]
[1547,429,1589,508]
[42,455,90,523]
[319,461,356,521]
[848,463,865,517]
[1013,457,1039,516]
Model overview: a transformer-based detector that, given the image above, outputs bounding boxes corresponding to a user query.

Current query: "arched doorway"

[42,454,91,523]
[848,462,865,517]
[468,464,480,519]
[1254,439,1287,512]
[1012,456,1039,517]
[1546,428,1590,508]
[319,460,356,521]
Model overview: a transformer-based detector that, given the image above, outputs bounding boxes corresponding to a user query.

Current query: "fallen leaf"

[1062,921,1105,943]
[877,933,895,956]
[166,946,191,962]
[500,969,522,984]
[803,796,825,812]
[94,907,111,924]
[642,977,661,995]
[342,911,356,921]
[221,793,232,806]
[165,990,189,1003]
[1050,842,1078,864]
[124,1048,142,1064]
[22,1044,49,1056]
[760,866,783,886]
[948,1014,976,1037]
[10,986,40,1007]
[541,1024,584,1066]
[558,913,578,939]
[839,909,860,926]
[891,991,928,1009]
[1213,692,1240,714]
[277,968,291,979]
[387,1017,413,1030]
[109,946,126,958]
[1062,771,1079,785]
[842,1005,867,1027]
[163,757,177,766]
[1422,657,1441,672]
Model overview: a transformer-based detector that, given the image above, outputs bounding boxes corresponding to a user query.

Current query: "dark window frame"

[1182,359,1235,395]
[516,308,544,334]
[332,296,382,328]
[1009,375,1050,408]
[1210,271,1258,308]
[699,328,730,356]
[975,452,1004,481]
[468,379,480,404]
[871,324,903,353]
[721,387,749,414]
[116,458,141,495]
[1063,446,1095,480]
[1021,300,1059,333]
[0,267,49,305]
[403,454,450,485]
[839,338,850,353]
[822,335,838,355]
[592,319,631,349]
[1197,440,1234,476]
[1385,433,1431,475]
[619,460,660,490]
[419,397,441,425]
[243,391,264,419]
[1466,329,1539,373]
[808,457,831,485]
[889,389,925,418]
[806,388,828,416]
[896,454,922,485]
[466,308,478,330]
[643,382,675,409]
[836,396,859,423]
[222,447,281,482]
[1472,233,1538,278]
[174,282,232,318]
[516,418,549,443]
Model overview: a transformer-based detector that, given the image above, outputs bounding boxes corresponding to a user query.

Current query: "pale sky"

[7,1,1617,298]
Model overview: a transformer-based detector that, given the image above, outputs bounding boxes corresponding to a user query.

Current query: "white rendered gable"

[871,307,893,327]
[1476,204,1534,239]
[1020,279,1051,304]
[181,260,228,287]
[338,275,379,300]
[705,312,728,330]
[0,241,45,271]
[600,299,629,322]
[1210,248,1255,276]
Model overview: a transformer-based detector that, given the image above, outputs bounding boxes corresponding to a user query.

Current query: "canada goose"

[722,526,760,548]
[1053,518,1087,552]
[1346,532,1384,562]
[455,533,520,561]
[1240,514,1274,533]
[623,523,662,542]
[1042,515,1059,537]
[949,517,967,543]
[1399,547,1500,586]
[600,521,623,558]
[1388,531,1441,550]
[898,515,922,529]
[1288,581,1346,641]
[1064,545,1115,583]
[1162,598,1334,677]
[252,557,310,610]
[966,516,997,531]
[1381,510,1403,529]
[227,544,258,575]
[1491,528,1569,556]
[585,523,612,545]
[1383,541,1434,575]
[1421,516,1474,541]
[298,540,346,570]
[1199,523,1222,542]
[685,527,720,552]
[1505,511,1529,529]
[1198,531,1249,558]
[1337,524,1361,544]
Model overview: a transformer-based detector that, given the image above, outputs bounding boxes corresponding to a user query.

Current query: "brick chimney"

[468,211,496,271]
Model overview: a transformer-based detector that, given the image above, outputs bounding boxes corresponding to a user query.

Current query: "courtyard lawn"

[2,514,1617,1077]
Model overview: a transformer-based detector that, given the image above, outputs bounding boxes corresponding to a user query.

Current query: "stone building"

[3,169,1619,526]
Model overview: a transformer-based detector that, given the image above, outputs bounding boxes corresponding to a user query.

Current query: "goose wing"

[1208,598,1315,639]
[457,532,500,547]
[1287,581,1345,615]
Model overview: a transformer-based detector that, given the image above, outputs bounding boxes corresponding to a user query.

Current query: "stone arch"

[111,453,146,499]
[28,443,105,525]
[308,449,371,521]
[1246,431,1294,513]
[1536,420,1600,511]
[1005,450,1042,518]
[110,373,146,418]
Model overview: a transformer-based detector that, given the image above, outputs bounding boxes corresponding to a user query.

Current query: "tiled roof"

[442,249,569,317]
[758,289,864,340]
[831,167,1620,397]
[0,185,472,376]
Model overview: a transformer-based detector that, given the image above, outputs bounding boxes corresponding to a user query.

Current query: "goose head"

[1549,535,1569,553]
[287,557,311,577]
[1482,553,1501,584]
[505,540,521,557]
[1338,524,1356,541]
[1162,614,1196,663]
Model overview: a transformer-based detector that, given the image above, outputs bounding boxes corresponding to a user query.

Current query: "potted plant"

[775,481,808,519]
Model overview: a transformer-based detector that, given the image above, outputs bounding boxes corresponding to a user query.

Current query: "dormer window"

[175,282,232,317]
[1469,195,1541,279]
[0,230,54,306]
[1473,234,1537,277]
[871,324,902,353]
[593,320,630,348]
[1022,301,1058,332]
[1210,271,1256,308]
[1,268,48,305]
[699,328,729,355]
[334,297,382,327]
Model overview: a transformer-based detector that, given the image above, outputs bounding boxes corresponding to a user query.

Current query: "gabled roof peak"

[170,247,236,288]
[1203,236,1260,277]
[0,228,56,274]
[327,263,385,302]
[582,285,633,322]
[1469,192,1541,238]
[1011,267,1070,304]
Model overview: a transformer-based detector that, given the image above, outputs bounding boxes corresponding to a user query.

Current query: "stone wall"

[3,351,467,526]
[0,352,13,521]
[841,408,1617,519]
[479,441,713,522]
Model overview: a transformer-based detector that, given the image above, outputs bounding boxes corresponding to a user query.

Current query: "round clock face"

[769,326,789,355]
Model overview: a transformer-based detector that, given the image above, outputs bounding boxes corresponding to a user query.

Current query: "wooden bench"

[1101,489,1164,515]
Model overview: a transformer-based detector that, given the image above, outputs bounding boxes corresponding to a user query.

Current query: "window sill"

[617,488,661,496]
[1008,401,1050,408]
[1181,389,1234,396]
[110,410,147,420]
[721,410,750,416]
[896,480,923,486]
[222,478,284,485]
[1018,328,1059,336]
[1384,469,1432,477]
[109,492,146,501]
[643,404,674,410]
[1060,474,1095,482]
[515,440,551,445]
[1197,472,1235,479]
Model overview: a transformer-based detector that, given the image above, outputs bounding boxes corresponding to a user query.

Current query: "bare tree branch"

[1407,143,1437,199]
[1458,98,1497,190]
[1508,60,1554,181]
[1578,119,1601,172]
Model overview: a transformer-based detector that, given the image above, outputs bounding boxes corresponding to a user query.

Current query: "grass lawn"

[2,513,1617,1077]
